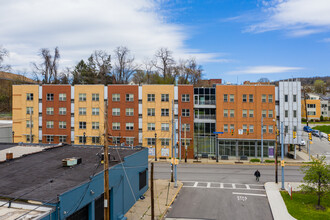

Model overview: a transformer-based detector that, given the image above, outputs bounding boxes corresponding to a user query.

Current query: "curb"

[160,183,183,220]
[150,160,306,166]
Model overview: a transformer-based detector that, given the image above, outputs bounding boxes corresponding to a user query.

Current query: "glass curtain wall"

[194,123,216,157]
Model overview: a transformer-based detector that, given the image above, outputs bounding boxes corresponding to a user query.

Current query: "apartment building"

[216,85,276,158]
[301,99,321,120]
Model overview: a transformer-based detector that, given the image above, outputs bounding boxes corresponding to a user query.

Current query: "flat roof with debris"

[0,145,141,203]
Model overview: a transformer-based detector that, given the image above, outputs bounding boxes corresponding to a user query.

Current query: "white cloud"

[0,0,223,71]
[227,65,303,75]
[248,0,330,36]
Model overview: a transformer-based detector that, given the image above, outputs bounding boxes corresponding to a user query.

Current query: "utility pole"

[179,116,181,161]
[216,134,218,162]
[30,113,32,143]
[261,116,263,163]
[12,131,15,143]
[151,162,155,220]
[154,133,157,161]
[281,122,284,190]
[104,101,110,220]
[171,99,174,182]
[275,121,278,184]
[184,124,187,163]
[174,120,178,188]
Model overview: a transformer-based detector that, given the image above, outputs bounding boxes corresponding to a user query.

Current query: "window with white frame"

[243,124,247,133]
[161,138,170,146]
[263,125,267,133]
[148,123,155,131]
[59,136,67,143]
[46,135,54,142]
[147,108,155,116]
[268,110,273,118]
[126,108,134,116]
[92,93,99,101]
[181,139,190,146]
[147,138,155,146]
[112,94,120,101]
[112,108,120,116]
[79,136,86,144]
[249,109,254,118]
[59,121,66,129]
[126,94,134,102]
[182,109,190,117]
[224,124,228,132]
[223,94,228,102]
[26,107,33,114]
[249,125,254,133]
[79,93,86,101]
[262,94,266,103]
[59,107,66,115]
[79,107,86,115]
[112,122,120,130]
[269,125,273,134]
[147,94,155,102]
[59,93,66,101]
[268,95,273,103]
[47,93,54,101]
[223,109,228,117]
[230,94,234,102]
[161,108,169,116]
[26,135,33,142]
[161,123,169,131]
[112,137,120,145]
[46,107,54,115]
[26,93,33,101]
[230,124,235,132]
[126,137,134,145]
[26,120,33,128]
[92,108,99,115]
[230,109,234,118]
[92,122,99,129]
[79,121,86,129]
[242,94,247,102]
[46,121,54,128]
[182,94,190,102]
[307,104,316,108]
[182,124,190,131]
[126,123,134,130]
[249,94,254,102]
[242,109,247,118]
[92,137,100,144]
[262,110,267,118]
[161,94,169,102]
[307,111,316,115]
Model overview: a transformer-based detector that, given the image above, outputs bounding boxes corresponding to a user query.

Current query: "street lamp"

[154,133,157,161]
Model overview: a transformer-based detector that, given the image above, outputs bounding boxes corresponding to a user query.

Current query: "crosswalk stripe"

[193,182,198,187]
[220,183,224,188]
[233,192,266,197]
[245,184,250,189]
[207,182,211,188]
[232,184,236,189]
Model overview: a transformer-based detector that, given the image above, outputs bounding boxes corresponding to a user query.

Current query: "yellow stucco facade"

[12,85,39,143]
[74,85,105,145]
[301,99,321,120]
[142,85,174,158]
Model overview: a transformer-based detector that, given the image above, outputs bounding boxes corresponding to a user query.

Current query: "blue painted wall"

[42,148,148,220]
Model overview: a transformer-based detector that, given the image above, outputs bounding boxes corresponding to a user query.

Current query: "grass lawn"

[302,121,330,124]
[312,125,330,134]
[281,191,330,220]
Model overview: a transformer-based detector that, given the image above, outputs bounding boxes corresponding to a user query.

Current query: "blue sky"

[1,0,330,83]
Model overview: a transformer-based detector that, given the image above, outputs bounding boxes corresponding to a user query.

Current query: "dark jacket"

[254,170,260,177]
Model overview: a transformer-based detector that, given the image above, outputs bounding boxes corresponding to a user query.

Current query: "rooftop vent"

[62,157,82,167]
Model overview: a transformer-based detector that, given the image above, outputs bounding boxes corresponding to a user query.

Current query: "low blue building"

[0,145,148,220]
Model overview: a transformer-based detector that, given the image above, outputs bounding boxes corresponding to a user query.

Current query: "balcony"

[194,114,216,120]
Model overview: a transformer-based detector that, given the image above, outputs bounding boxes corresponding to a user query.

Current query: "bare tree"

[88,50,112,84]
[186,58,203,85]
[113,46,138,84]
[0,46,11,71]
[152,48,175,79]
[32,47,60,84]
[143,59,154,84]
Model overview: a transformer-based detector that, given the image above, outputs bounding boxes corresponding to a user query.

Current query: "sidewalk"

[265,182,303,220]
[125,179,183,220]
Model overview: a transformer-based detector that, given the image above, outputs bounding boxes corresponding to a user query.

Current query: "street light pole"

[154,133,157,161]
[281,122,285,190]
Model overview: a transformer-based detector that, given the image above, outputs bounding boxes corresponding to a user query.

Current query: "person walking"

[254,170,261,182]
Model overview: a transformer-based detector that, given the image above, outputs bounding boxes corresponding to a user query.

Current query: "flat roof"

[0,145,141,203]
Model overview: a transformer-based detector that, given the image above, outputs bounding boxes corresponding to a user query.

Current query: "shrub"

[324,117,329,121]
[320,115,324,121]
[302,118,307,122]
[265,160,275,163]
[250,158,260,162]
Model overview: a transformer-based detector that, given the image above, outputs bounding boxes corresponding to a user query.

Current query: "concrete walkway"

[125,179,183,220]
[265,182,303,220]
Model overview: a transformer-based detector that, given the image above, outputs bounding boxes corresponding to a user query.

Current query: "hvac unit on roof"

[62,157,82,167]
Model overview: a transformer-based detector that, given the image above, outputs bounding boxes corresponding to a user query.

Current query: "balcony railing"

[194,114,216,120]
[194,100,216,105]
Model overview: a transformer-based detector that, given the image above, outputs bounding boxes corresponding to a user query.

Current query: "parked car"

[303,126,313,132]
[301,139,306,146]
[312,130,320,137]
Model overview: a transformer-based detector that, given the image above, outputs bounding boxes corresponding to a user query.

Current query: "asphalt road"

[152,163,303,220]
[301,130,330,163]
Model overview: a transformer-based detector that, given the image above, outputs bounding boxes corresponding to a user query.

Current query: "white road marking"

[245,184,250,189]
[193,182,198,187]
[220,183,224,188]
[207,182,211,188]
[232,192,266,197]
[232,183,236,189]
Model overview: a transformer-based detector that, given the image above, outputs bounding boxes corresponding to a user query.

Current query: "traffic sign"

[238,129,243,135]
[213,132,224,134]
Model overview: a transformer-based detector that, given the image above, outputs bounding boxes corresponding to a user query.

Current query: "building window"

[147,123,155,131]
[242,94,247,102]
[112,94,120,101]
[26,120,33,128]
[182,139,191,146]
[79,107,86,115]
[112,122,120,130]
[268,110,273,118]
[182,94,190,102]
[92,122,99,129]
[59,107,66,115]
[230,109,234,118]
[285,110,288,117]
[224,124,228,132]
[147,108,155,116]
[262,95,266,103]
[46,121,54,129]
[161,108,169,116]
[26,93,33,101]
[285,95,288,102]
[182,124,190,131]
[46,135,54,142]
[59,121,66,129]
[126,123,134,130]
[249,125,254,133]
[268,95,273,103]
[249,109,254,118]
[26,135,33,142]
[263,125,267,133]
[26,107,33,114]
[293,110,297,118]
[294,126,297,132]
[223,94,228,102]
[249,94,254,102]
[79,93,86,101]
[230,124,235,132]
[59,136,67,143]
[230,94,234,102]
[147,94,155,102]
[161,123,169,131]
[79,136,86,144]
[293,95,297,102]
[223,109,228,117]
[307,104,316,108]
[161,139,170,146]
[147,138,156,146]
[112,108,120,116]
[47,93,54,101]
[307,111,316,115]
[243,124,247,133]
[46,107,54,115]
[79,121,86,129]
[59,93,67,101]
[112,137,120,145]
[161,94,169,102]
[242,109,247,118]
[126,108,134,116]
[92,137,100,144]
[182,109,190,117]
[262,110,267,118]
[285,126,288,133]
[126,137,134,145]
[269,125,273,134]
[126,94,134,102]
[92,108,99,116]
[92,93,99,101]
